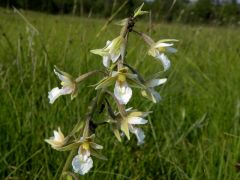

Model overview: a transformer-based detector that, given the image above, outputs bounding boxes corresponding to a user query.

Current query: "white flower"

[45,128,66,149]
[48,68,77,104]
[116,109,149,144]
[90,36,125,67]
[127,116,147,145]
[95,67,141,105]
[141,78,167,103]
[71,134,105,175]
[114,81,132,105]
[141,33,178,71]
[148,41,177,71]
[72,155,93,175]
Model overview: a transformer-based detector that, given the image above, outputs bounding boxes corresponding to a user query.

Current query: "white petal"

[103,56,111,67]
[130,127,145,146]
[72,155,93,175]
[61,86,73,94]
[53,131,62,142]
[54,69,71,83]
[128,117,148,125]
[154,42,173,48]
[125,107,133,112]
[156,53,171,71]
[106,40,112,46]
[111,71,119,77]
[146,78,167,87]
[48,87,73,104]
[48,87,62,104]
[149,88,161,103]
[167,47,177,53]
[78,147,91,162]
[114,81,132,105]
[134,128,145,145]
[111,52,121,63]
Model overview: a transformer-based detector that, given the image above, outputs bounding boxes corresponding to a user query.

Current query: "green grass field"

[1,8,240,179]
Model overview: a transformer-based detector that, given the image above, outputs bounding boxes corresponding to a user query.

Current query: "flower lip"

[72,155,93,175]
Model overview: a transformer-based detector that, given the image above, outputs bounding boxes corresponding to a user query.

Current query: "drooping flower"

[148,40,177,71]
[45,127,66,149]
[142,34,178,71]
[141,78,167,103]
[72,122,106,175]
[112,108,150,145]
[90,36,125,67]
[95,67,143,105]
[48,67,77,104]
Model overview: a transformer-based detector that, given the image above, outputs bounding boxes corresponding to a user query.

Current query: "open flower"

[48,67,77,104]
[90,36,125,67]
[45,127,66,149]
[142,34,178,71]
[141,78,167,103]
[72,122,106,175]
[148,39,177,71]
[95,67,143,105]
[112,108,150,145]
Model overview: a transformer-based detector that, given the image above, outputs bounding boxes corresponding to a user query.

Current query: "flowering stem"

[116,17,134,116]
[60,95,100,179]
[60,149,77,179]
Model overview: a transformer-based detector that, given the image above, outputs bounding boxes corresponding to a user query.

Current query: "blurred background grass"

[0,6,240,179]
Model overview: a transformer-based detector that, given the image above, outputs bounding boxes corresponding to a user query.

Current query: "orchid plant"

[45,3,178,178]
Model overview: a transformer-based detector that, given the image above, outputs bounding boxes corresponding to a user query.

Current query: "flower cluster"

[45,3,178,177]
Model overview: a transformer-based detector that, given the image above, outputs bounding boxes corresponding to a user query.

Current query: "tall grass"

[0,8,240,179]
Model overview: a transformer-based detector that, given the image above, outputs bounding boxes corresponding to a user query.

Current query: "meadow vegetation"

[0,8,240,179]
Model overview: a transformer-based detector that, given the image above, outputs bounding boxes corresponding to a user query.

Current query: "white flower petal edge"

[129,126,145,146]
[54,69,71,83]
[149,88,161,103]
[147,78,167,87]
[103,56,111,67]
[48,87,73,104]
[53,128,64,142]
[154,42,173,48]
[156,53,171,71]
[72,155,93,175]
[114,81,132,105]
[167,47,177,53]
[128,117,148,124]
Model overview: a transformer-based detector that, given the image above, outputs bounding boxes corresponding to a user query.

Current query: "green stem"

[59,96,99,178]
[60,149,77,180]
